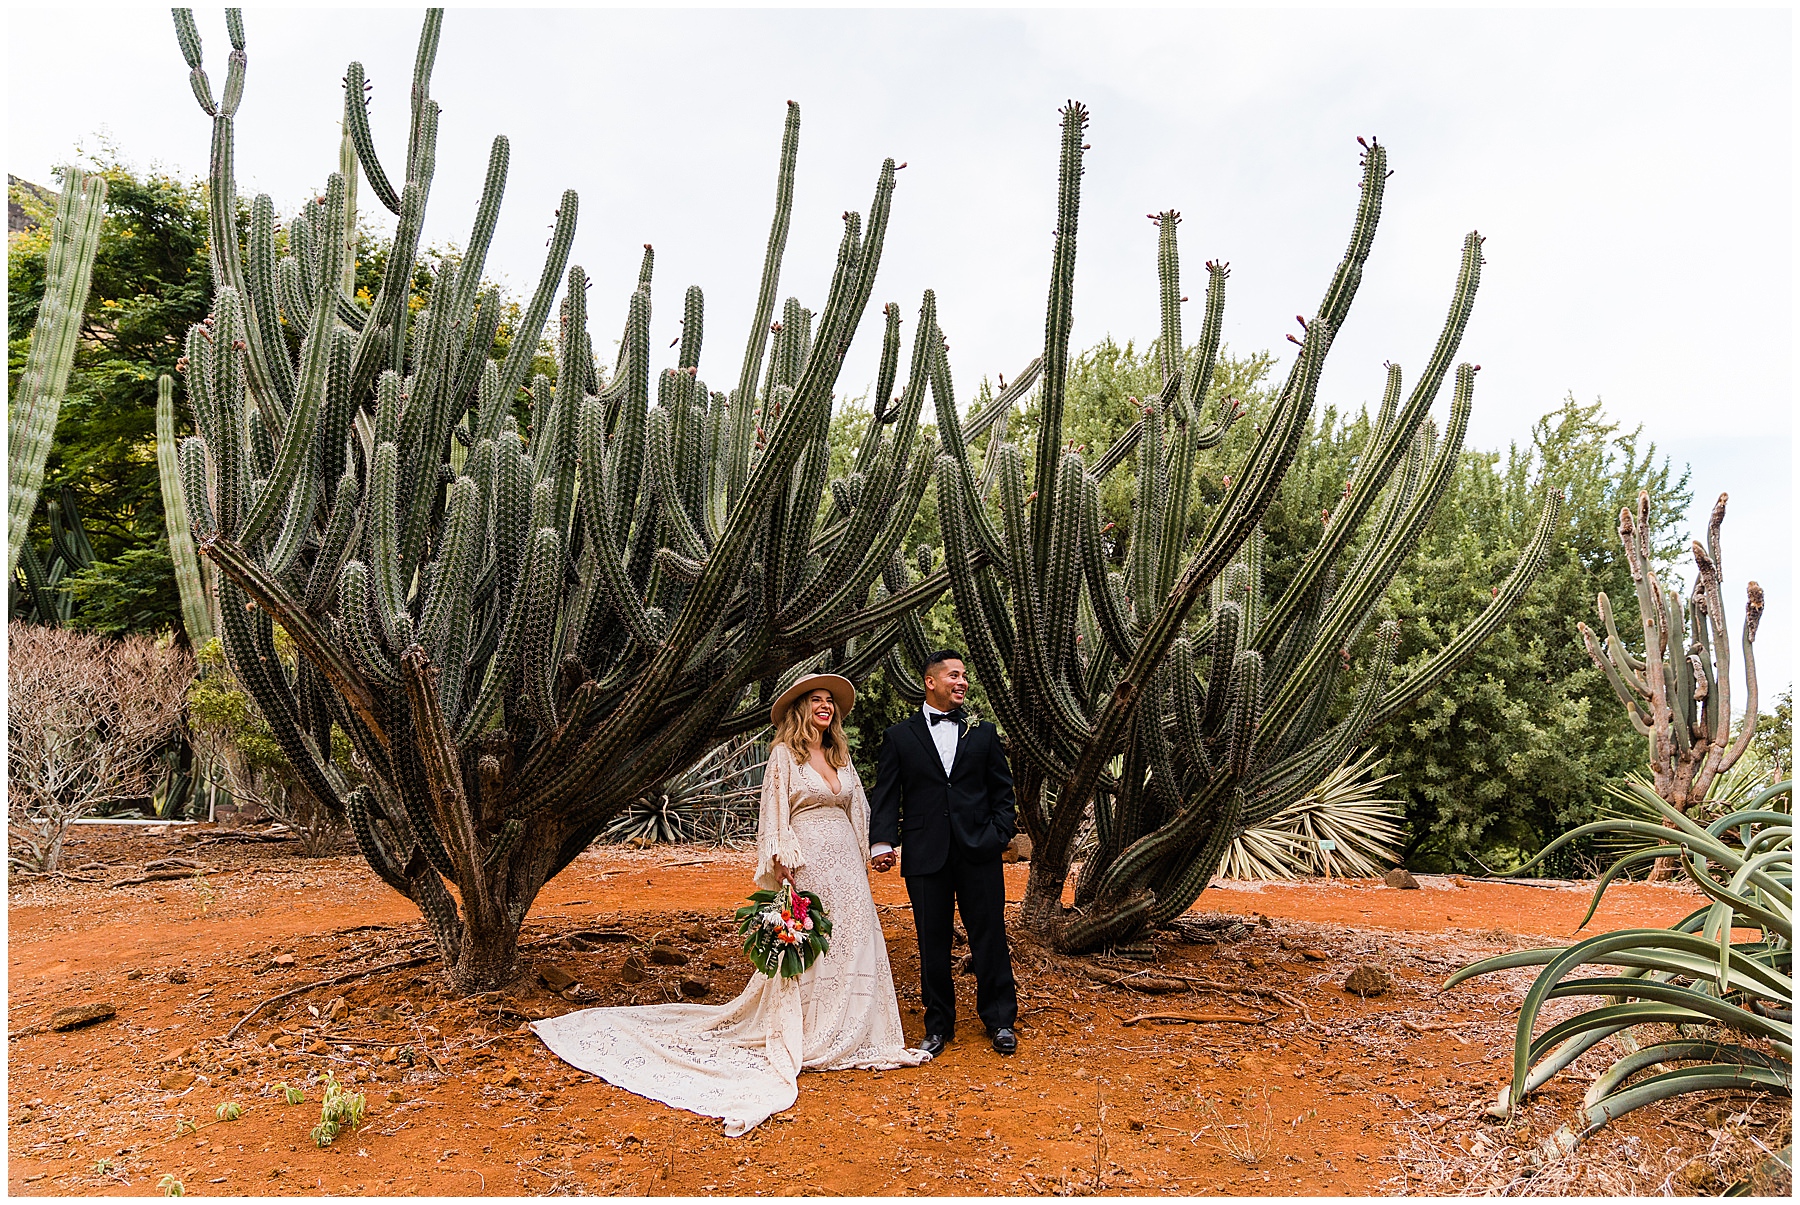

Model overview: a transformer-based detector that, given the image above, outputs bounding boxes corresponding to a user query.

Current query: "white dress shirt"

[871,703,961,858]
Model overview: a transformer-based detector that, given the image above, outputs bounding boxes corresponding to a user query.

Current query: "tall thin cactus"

[934,108,1563,952]
[156,374,214,644]
[1578,491,1763,842]
[9,169,108,578]
[172,9,947,993]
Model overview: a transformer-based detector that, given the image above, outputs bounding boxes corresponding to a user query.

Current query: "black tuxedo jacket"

[868,711,1017,877]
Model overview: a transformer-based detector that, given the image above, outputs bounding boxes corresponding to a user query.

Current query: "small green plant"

[173,1117,198,1137]
[395,1044,417,1067]
[272,1081,305,1105]
[309,1072,366,1148]
[193,872,217,916]
[157,1172,184,1197]
[90,1157,113,1175]
[214,1100,241,1121]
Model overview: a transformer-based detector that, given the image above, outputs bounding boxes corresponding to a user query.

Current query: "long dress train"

[531,743,928,1135]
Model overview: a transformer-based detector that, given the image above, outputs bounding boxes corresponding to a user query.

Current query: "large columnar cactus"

[1579,491,1763,829]
[172,9,948,992]
[9,168,108,579]
[936,107,1562,952]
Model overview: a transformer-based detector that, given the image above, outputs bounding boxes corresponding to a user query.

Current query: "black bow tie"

[929,708,966,726]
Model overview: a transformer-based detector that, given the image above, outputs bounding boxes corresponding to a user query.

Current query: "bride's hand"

[776,862,798,892]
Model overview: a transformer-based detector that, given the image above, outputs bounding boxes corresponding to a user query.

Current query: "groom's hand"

[870,851,897,873]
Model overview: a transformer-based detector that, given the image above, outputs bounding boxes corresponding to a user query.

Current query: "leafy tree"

[1752,689,1792,780]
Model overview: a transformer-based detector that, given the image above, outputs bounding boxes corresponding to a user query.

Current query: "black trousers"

[905,844,1017,1037]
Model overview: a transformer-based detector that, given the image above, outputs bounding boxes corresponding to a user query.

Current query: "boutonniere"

[961,711,979,739]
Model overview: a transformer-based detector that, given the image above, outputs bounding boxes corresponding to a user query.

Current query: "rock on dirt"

[1002,833,1033,863]
[618,954,647,984]
[679,975,713,998]
[538,964,578,993]
[1383,868,1420,890]
[1343,965,1393,997]
[648,943,689,966]
[49,1001,117,1031]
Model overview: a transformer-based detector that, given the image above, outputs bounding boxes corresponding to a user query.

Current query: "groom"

[868,650,1019,1057]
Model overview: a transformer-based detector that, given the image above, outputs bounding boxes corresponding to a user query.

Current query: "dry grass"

[1381,1087,1792,1196]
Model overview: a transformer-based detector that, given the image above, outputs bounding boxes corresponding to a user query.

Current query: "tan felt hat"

[769,673,856,727]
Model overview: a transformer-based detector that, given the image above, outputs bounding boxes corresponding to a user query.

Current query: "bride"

[531,673,929,1135]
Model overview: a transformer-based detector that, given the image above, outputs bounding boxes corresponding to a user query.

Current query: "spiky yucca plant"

[1220,749,1404,880]
[603,735,764,846]
[171,9,948,992]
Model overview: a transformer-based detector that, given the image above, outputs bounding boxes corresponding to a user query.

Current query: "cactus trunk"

[172,9,941,993]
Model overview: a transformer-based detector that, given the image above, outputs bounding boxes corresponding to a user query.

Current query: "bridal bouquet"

[734,884,833,979]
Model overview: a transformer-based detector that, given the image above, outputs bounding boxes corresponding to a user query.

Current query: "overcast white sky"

[9,4,1793,699]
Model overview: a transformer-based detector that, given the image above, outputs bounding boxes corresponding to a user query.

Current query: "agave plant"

[1219,749,1405,880]
[602,735,765,846]
[1447,778,1792,1160]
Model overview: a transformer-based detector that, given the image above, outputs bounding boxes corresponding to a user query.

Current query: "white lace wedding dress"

[531,743,928,1135]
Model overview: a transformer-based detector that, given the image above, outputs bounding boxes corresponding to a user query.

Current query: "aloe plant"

[1448,779,1791,1162]
[9,169,107,579]
[171,9,945,992]
[931,107,1562,952]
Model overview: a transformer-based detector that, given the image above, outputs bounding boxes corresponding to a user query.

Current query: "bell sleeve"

[755,743,806,891]
[848,763,872,861]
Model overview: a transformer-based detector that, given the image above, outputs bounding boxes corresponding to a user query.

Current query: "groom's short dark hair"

[923,649,965,675]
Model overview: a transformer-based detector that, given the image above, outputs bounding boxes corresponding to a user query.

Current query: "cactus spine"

[1579,491,1764,856]
[9,169,107,578]
[940,108,1562,952]
[173,10,943,994]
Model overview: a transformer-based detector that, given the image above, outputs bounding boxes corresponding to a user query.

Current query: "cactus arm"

[239,174,346,545]
[1369,489,1563,727]
[996,443,1094,744]
[1090,420,1144,480]
[1031,103,1090,577]
[1072,468,1130,659]
[202,534,388,748]
[962,355,1046,444]
[1598,590,1648,676]
[244,195,296,414]
[1257,361,1474,745]
[1181,259,1229,419]
[8,169,106,578]
[728,101,801,506]
[1715,582,1764,777]
[342,61,401,215]
[1260,228,1480,653]
[782,441,935,633]
[156,375,215,643]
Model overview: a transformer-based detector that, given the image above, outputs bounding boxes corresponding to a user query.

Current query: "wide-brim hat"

[769,673,856,727]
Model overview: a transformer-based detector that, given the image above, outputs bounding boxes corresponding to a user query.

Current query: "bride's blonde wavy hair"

[774,689,850,769]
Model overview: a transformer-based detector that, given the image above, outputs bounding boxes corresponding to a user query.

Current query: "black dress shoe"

[917,1033,949,1058]
[990,1027,1017,1055]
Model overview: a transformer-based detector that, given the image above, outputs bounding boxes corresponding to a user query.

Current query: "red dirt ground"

[6,826,1788,1196]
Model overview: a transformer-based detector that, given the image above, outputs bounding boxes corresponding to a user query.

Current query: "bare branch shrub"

[8,622,192,870]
